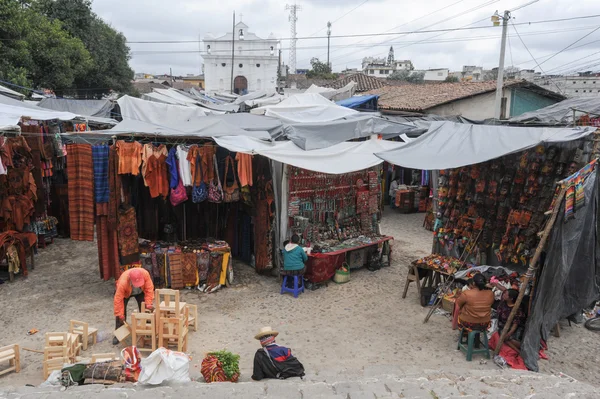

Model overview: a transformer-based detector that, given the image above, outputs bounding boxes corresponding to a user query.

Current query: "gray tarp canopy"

[212,113,283,137]
[508,97,600,125]
[37,98,114,119]
[69,117,271,140]
[282,114,417,150]
[375,121,597,169]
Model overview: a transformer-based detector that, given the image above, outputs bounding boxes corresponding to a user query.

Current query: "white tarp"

[0,98,77,130]
[152,88,202,106]
[304,82,356,101]
[117,95,209,125]
[141,91,188,106]
[0,84,25,100]
[375,121,597,170]
[252,93,358,122]
[214,136,404,174]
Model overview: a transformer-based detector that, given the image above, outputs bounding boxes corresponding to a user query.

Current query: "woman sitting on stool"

[456,273,494,331]
[281,234,308,279]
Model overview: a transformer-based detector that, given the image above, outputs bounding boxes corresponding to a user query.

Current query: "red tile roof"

[325,73,388,92]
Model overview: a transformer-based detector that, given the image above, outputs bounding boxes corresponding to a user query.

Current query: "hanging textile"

[165,147,179,189]
[176,145,192,186]
[254,198,273,272]
[108,145,122,229]
[236,153,253,187]
[182,253,198,287]
[67,144,95,241]
[197,251,210,282]
[115,140,143,175]
[96,203,120,281]
[92,145,110,203]
[144,152,169,199]
[188,144,216,185]
[117,205,140,265]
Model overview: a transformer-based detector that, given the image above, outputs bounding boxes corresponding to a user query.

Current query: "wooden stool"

[131,312,157,355]
[402,264,421,299]
[69,320,98,351]
[185,304,198,332]
[457,328,490,362]
[158,316,188,352]
[0,344,20,376]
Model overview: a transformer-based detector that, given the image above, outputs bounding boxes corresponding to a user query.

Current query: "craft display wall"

[287,166,382,245]
[433,140,593,268]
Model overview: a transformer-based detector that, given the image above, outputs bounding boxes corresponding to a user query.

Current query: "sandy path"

[0,210,598,387]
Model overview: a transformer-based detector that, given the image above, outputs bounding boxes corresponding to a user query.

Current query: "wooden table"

[305,236,393,284]
[402,263,453,301]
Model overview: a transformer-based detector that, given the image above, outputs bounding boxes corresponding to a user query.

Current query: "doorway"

[233,76,248,94]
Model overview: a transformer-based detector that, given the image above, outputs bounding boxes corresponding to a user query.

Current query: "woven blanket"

[182,253,198,287]
[117,206,139,265]
[67,144,94,241]
[92,145,110,203]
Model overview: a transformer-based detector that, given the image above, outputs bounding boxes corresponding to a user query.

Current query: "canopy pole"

[493,184,567,356]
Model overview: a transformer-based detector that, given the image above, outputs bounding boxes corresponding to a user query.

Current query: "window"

[575,90,579,92]
[594,81,597,84]
[256,63,261,68]
[438,72,443,76]
[369,69,374,74]
[583,90,586,92]
[584,81,587,84]
[379,70,384,74]
[239,63,243,68]
[384,70,389,74]
[573,81,576,84]
[221,63,226,67]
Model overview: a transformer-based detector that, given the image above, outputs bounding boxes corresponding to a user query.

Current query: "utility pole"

[286,3,302,74]
[230,11,236,94]
[277,48,282,92]
[327,21,332,71]
[493,10,510,120]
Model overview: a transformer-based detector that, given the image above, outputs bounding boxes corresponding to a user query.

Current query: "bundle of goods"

[333,263,350,284]
[412,254,465,275]
[201,350,240,383]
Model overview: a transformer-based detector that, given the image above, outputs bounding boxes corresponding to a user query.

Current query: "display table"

[305,236,393,283]
[402,258,455,301]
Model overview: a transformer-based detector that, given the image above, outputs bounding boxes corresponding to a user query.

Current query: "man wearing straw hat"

[251,326,305,381]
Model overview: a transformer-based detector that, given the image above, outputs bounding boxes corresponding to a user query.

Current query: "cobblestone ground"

[1,210,599,396]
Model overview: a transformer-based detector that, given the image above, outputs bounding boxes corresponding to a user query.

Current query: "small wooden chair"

[69,320,98,351]
[0,344,20,376]
[91,353,118,363]
[158,316,188,352]
[43,346,69,379]
[131,312,157,355]
[155,289,187,320]
[45,332,68,347]
[185,304,198,332]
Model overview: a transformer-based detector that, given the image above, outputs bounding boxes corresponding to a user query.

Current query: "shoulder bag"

[208,154,223,203]
[192,155,208,203]
[170,163,188,206]
[223,155,240,203]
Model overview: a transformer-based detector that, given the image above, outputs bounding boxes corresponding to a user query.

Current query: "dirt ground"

[1,209,599,387]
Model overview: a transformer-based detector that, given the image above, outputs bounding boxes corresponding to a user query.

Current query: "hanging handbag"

[192,155,208,203]
[223,155,240,203]
[208,154,223,203]
[170,164,188,206]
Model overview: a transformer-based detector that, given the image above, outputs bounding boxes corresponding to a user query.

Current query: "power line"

[535,25,600,69]
[511,22,564,95]
[305,0,369,37]
[544,50,600,74]
[130,25,600,56]
[122,14,600,44]
[299,0,466,64]
[513,39,600,67]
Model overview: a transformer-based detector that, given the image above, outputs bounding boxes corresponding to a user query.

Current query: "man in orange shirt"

[113,268,155,345]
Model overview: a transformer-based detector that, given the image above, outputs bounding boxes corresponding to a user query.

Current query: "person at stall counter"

[389,177,400,209]
[251,326,305,380]
[282,234,308,277]
[113,268,155,345]
[455,273,495,331]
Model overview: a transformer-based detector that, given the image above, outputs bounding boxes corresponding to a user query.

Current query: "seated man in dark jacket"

[251,326,305,381]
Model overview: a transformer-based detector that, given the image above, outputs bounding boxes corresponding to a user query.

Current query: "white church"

[203,21,279,95]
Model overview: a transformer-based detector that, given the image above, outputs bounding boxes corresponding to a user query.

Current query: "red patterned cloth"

[97,203,120,281]
[67,144,95,241]
[201,355,239,383]
[117,206,139,265]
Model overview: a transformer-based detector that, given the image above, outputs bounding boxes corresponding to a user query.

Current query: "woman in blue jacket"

[282,234,308,275]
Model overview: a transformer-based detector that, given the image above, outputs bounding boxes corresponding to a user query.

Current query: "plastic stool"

[280,275,305,298]
[457,328,490,361]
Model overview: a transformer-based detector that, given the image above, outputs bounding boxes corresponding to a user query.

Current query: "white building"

[203,22,278,95]
[421,68,449,81]
[361,56,413,78]
[534,73,600,98]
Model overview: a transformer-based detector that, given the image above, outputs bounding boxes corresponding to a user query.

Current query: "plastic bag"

[138,347,191,385]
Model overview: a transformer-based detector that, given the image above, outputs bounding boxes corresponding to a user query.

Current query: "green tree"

[306,57,337,79]
[33,0,134,97]
[445,75,459,83]
[0,1,92,95]
[388,69,425,84]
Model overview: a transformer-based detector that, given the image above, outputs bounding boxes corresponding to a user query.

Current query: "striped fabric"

[92,145,110,203]
[67,144,94,241]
